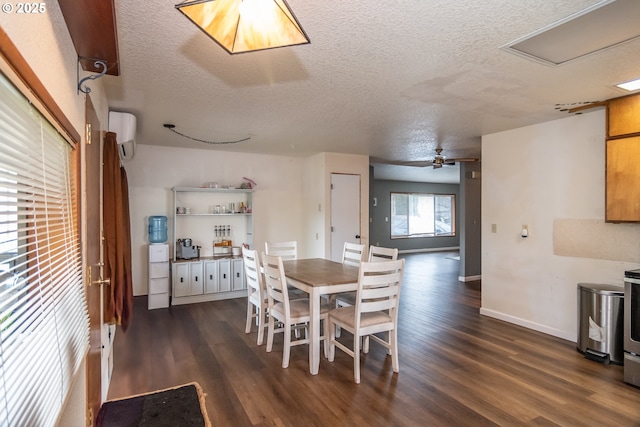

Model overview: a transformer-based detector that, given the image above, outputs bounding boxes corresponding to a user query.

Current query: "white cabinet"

[171,257,245,305]
[189,261,204,295]
[148,244,169,310]
[173,261,204,299]
[173,262,192,298]
[173,261,204,298]
[204,260,219,293]
[218,258,231,292]
[232,258,245,291]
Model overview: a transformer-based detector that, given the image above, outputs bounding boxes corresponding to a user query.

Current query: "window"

[0,70,89,426]
[391,192,455,238]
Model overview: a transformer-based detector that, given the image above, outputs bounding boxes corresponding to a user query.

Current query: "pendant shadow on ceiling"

[178,33,311,88]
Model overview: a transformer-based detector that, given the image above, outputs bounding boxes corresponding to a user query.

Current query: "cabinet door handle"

[209,274,213,280]
[223,273,227,279]
[180,277,184,283]
[195,276,198,282]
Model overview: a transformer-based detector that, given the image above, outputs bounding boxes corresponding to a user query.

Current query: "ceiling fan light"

[175,0,310,54]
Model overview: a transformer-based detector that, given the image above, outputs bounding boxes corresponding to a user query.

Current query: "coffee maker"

[177,238,200,259]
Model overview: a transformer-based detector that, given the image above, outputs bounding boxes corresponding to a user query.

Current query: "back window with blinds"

[0,71,89,426]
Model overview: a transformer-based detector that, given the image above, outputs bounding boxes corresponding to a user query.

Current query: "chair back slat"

[368,246,398,262]
[265,241,298,260]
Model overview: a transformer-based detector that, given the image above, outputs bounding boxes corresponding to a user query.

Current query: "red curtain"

[103,131,133,331]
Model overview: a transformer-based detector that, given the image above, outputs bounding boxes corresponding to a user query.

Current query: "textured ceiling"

[103,0,640,182]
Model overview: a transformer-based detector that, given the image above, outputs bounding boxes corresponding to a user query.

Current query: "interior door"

[330,173,361,261]
[85,95,105,425]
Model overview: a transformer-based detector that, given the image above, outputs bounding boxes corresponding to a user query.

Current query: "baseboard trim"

[398,246,459,254]
[458,275,481,282]
[479,308,575,342]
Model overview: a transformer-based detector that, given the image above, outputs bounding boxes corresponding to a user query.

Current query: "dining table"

[282,258,359,375]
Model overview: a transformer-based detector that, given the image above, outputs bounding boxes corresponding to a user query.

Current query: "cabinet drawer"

[149,261,169,278]
[149,244,169,262]
[148,292,169,310]
[149,277,169,295]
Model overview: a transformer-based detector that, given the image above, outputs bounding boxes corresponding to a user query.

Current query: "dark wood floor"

[108,252,640,426]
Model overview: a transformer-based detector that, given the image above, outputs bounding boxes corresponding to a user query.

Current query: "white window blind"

[0,71,89,426]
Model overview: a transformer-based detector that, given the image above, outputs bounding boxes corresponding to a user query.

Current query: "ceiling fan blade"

[445,157,479,163]
[400,160,434,167]
[370,157,434,167]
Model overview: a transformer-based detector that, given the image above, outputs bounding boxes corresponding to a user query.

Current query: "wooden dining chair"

[243,247,267,345]
[333,242,367,332]
[336,245,397,308]
[328,258,405,384]
[342,242,366,267]
[265,240,306,300]
[262,253,331,368]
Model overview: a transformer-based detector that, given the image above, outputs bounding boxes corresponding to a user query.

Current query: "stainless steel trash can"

[577,283,624,365]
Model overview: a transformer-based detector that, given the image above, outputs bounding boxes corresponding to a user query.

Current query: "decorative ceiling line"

[163,124,251,144]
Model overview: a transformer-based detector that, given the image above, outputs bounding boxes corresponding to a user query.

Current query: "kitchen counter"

[172,254,242,263]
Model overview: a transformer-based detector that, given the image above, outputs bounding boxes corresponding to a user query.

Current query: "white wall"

[124,144,307,295]
[125,147,371,296]
[302,154,327,258]
[481,110,640,341]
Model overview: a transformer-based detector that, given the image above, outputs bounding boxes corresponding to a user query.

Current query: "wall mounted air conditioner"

[108,111,136,160]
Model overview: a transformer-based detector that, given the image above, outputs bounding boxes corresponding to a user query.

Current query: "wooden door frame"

[84,95,104,426]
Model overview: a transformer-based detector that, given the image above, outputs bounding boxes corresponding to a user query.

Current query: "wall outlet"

[491,224,497,233]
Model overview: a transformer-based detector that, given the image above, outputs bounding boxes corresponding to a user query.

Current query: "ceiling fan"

[371,148,479,169]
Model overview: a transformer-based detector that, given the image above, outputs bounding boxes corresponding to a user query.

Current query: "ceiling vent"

[502,0,640,66]
[108,111,136,160]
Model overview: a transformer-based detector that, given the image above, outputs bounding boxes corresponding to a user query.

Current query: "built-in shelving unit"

[172,186,254,259]
[171,186,253,305]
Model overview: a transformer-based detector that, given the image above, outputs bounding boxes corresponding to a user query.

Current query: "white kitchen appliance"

[624,269,640,387]
[177,238,200,259]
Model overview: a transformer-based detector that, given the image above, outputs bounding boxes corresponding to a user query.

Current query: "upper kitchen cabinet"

[608,94,640,138]
[606,136,640,222]
[606,93,640,222]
